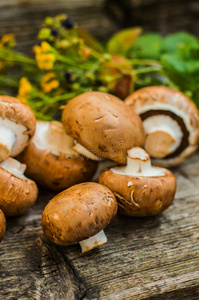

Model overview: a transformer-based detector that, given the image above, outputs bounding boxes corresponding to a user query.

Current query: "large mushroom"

[0,209,6,243]
[0,95,36,162]
[17,121,97,191]
[42,182,118,253]
[0,157,38,216]
[125,86,199,166]
[62,91,145,164]
[99,147,176,216]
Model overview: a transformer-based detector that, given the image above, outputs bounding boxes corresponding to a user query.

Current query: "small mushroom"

[17,121,97,191]
[125,86,199,166]
[62,91,145,164]
[99,147,176,216]
[0,209,6,243]
[0,95,36,162]
[42,182,118,253]
[0,157,38,216]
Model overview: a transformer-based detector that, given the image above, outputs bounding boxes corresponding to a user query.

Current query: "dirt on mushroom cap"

[0,209,6,242]
[42,182,118,246]
[62,91,145,164]
[99,168,176,216]
[0,167,38,216]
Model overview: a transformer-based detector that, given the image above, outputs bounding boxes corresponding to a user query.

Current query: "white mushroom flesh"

[73,143,103,161]
[0,157,27,179]
[0,117,29,160]
[143,115,183,153]
[111,147,166,177]
[79,230,107,253]
[135,103,192,139]
[33,121,76,156]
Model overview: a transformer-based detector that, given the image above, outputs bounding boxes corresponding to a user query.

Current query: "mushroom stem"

[79,230,107,253]
[0,127,16,161]
[73,143,103,161]
[143,115,183,158]
[112,147,165,177]
[0,157,26,178]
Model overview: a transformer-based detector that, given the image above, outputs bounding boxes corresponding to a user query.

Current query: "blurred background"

[1,0,199,53]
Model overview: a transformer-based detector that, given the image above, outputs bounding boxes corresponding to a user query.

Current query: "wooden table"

[1,152,199,299]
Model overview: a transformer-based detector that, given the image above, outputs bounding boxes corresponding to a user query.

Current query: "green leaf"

[74,28,104,53]
[161,45,199,106]
[131,33,163,59]
[107,27,142,56]
[162,32,199,54]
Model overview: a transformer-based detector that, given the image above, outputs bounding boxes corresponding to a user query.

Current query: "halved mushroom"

[0,209,6,243]
[0,95,36,162]
[42,182,118,253]
[125,86,199,166]
[17,121,97,191]
[99,147,176,216]
[0,157,38,216]
[62,91,145,164]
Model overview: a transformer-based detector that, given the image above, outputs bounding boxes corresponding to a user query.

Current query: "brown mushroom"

[125,86,199,166]
[17,121,97,191]
[0,157,38,216]
[42,182,118,253]
[0,209,6,243]
[62,91,145,164]
[0,95,36,162]
[99,147,176,217]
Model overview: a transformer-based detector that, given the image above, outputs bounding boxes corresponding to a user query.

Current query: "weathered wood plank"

[1,152,199,299]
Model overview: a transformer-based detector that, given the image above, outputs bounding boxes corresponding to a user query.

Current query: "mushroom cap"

[99,168,176,216]
[62,91,145,164]
[125,86,199,166]
[17,121,97,191]
[0,95,36,156]
[42,182,118,246]
[0,209,6,242]
[0,163,38,216]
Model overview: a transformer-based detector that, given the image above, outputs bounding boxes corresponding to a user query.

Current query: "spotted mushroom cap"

[42,182,118,246]
[62,91,145,164]
[125,86,199,167]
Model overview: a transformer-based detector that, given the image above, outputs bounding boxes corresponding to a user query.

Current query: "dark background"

[0,0,199,53]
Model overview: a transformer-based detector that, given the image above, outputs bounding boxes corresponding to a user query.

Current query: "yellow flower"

[41,72,59,93]
[0,34,15,48]
[17,77,32,103]
[33,42,55,70]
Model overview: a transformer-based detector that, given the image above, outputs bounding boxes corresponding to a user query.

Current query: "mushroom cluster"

[125,86,199,166]
[3,87,197,253]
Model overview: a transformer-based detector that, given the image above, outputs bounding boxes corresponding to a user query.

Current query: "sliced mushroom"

[0,157,38,216]
[0,95,36,162]
[99,147,176,216]
[125,86,199,166]
[17,121,97,191]
[42,182,118,253]
[62,91,145,164]
[0,209,6,243]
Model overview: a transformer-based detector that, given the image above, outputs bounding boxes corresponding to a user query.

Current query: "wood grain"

[1,152,199,299]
